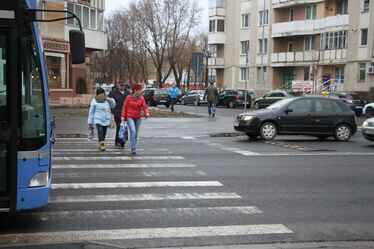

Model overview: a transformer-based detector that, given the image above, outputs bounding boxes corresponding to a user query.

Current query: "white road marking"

[53,151,173,156]
[52,171,207,178]
[52,181,223,189]
[181,136,196,140]
[53,156,185,161]
[49,192,242,203]
[244,152,374,157]
[19,206,263,221]
[0,224,293,244]
[53,163,195,169]
[53,148,169,152]
[221,147,260,156]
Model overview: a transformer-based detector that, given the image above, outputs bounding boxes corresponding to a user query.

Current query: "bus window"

[0,33,8,194]
[19,23,46,151]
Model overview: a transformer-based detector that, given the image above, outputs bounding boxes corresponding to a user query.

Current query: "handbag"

[109,114,115,129]
[118,122,127,141]
[88,124,94,141]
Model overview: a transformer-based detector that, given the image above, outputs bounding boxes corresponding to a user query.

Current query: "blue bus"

[0,0,84,212]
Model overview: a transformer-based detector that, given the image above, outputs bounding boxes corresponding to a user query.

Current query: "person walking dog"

[121,83,150,155]
[88,87,116,151]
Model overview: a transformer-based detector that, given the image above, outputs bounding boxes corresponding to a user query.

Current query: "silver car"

[362,117,374,141]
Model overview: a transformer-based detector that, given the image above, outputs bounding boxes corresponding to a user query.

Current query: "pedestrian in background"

[109,80,130,148]
[121,83,150,155]
[88,88,116,151]
[204,82,219,118]
[168,83,180,112]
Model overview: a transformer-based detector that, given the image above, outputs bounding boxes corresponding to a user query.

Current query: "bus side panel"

[16,147,51,211]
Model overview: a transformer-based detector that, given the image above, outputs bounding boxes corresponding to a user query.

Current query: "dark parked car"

[218,89,253,108]
[362,117,374,141]
[253,90,296,109]
[181,90,207,106]
[141,88,171,108]
[176,89,187,103]
[234,96,357,141]
[328,92,365,116]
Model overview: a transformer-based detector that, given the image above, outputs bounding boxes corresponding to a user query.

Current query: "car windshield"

[155,89,168,95]
[266,97,295,110]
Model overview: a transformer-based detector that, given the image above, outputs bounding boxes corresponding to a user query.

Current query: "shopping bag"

[109,114,115,129]
[118,122,127,141]
[88,124,94,141]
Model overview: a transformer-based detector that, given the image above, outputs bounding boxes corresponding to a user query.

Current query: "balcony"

[208,57,225,69]
[271,49,347,66]
[65,26,107,50]
[209,7,226,17]
[272,14,349,37]
[208,33,226,45]
[272,0,324,9]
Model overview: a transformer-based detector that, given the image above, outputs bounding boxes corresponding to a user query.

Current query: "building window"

[209,0,226,8]
[217,19,225,32]
[305,5,317,20]
[259,10,268,26]
[320,31,347,50]
[358,63,366,81]
[304,36,315,51]
[287,40,293,52]
[242,13,250,28]
[46,55,67,89]
[241,68,249,81]
[209,20,216,32]
[361,28,368,46]
[66,2,103,31]
[289,8,294,21]
[257,66,267,82]
[363,0,370,12]
[258,38,268,54]
[241,40,250,55]
[336,0,348,14]
[304,67,310,80]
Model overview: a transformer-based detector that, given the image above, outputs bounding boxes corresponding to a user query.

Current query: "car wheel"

[254,102,260,109]
[228,101,235,108]
[334,124,351,142]
[366,107,374,118]
[165,104,170,108]
[194,99,200,106]
[316,135,329,140]
[246,132,258,139]
[259,122,277,140]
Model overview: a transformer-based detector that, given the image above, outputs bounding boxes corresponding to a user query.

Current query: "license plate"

[233,120,239,127]
[356,106,363,109]
[160,100,166,103]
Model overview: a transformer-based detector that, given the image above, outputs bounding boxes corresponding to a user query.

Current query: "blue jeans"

[208,101,216,114]
[126,117,141,151]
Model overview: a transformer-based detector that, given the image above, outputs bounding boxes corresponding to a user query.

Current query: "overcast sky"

[104,0,209,30]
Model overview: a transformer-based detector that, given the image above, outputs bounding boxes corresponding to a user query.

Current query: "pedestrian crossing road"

[0,137,294,248]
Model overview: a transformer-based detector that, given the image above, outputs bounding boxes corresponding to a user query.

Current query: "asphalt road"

[0,109,373,249]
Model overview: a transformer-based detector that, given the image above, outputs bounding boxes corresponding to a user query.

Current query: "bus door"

[0,28,17,210]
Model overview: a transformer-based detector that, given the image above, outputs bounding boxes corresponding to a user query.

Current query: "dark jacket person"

[109,80,130,147]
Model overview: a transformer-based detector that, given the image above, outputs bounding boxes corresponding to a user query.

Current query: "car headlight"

[363,121,369,127]
[243,115,254,121]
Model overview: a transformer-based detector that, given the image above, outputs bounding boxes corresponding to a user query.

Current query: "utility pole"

[245,42,249,110]
[259,0,266,96]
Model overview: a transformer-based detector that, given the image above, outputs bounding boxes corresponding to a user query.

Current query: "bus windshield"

[19,22,46,150]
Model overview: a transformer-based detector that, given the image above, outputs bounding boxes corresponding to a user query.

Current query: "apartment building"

[39,0,107,104]
[208,0,374,96]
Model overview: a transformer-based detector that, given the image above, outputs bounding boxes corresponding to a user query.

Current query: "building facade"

[39,0,107,104]
[208,0,374,97]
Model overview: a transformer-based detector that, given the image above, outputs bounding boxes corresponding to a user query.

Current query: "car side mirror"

[69,30,85,64]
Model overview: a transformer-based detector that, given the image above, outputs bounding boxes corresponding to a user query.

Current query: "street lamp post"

[245,42,249,110]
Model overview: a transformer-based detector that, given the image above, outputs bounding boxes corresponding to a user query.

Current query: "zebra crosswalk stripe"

[49,192,242,203]
[53,156,185,161]
[53,163,196,169]
[52,181,224,189]
[0,225,293,244]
